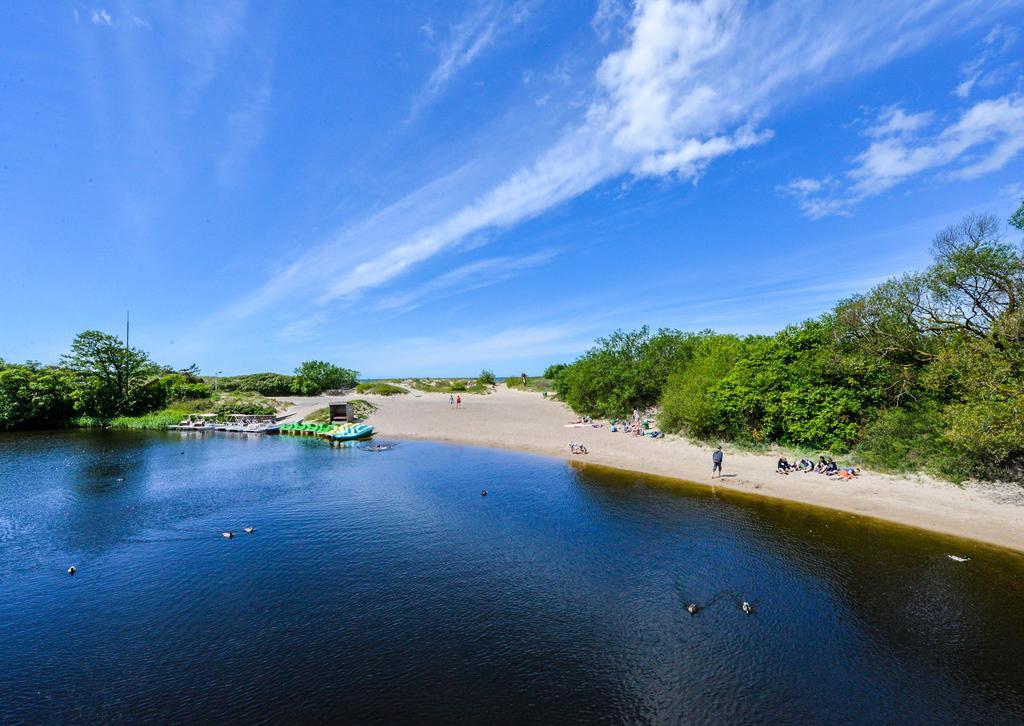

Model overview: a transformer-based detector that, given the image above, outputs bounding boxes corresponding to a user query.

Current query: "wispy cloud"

[955,24,1019,98]
[218,84,272,185]
[374,249,557,312]
[411,1,530,117]
[90,9,113,27]
[179,0,249,103]
[782,93,1024,218]
[214,0,1007,337]
[358,322,593,375]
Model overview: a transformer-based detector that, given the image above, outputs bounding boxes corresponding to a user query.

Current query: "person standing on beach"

[456,395,461,409]
[712,446,723,478]
[449,394,454,408]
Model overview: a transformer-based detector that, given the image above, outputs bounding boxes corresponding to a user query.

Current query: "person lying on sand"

[833,467,860,480]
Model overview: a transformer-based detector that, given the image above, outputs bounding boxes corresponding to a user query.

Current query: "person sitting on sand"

[815,456,829,473]
[823,460,838,475]
[776,457,791,474]
[797,458,814,472]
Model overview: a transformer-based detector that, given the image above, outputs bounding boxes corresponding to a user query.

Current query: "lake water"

[1,430,1023,723]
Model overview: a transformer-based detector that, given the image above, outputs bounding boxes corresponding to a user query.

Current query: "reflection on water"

[1,430,1022,722]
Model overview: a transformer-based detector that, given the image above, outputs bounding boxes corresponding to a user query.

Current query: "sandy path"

[293,386,1024,553]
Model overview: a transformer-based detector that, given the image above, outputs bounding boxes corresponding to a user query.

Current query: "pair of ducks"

[686,601,753,615]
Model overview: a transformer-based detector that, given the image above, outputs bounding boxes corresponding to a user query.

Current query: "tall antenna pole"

[126,310,130,351]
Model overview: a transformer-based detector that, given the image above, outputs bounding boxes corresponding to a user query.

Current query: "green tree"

[478,369,496,385]
[291,361,359,395]
[0,363,76,430]
[1010,196,1024,232]
[61,330,159,418]
[543,363,566,380]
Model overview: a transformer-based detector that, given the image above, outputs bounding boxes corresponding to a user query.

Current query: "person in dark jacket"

[712,446,724,478]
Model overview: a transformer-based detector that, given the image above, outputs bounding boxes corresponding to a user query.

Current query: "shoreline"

[324,387,1024,555]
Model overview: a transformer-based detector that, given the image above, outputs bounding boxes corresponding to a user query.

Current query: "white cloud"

[866,106,934,138]
[411,2,529,117]
[374,250,557,312]
[132,16,152,30]
[90,9,113,26]
[215,0,1009,334]
[955,24,1019,98]
[592,0,630,43]
[785,93,1024,217]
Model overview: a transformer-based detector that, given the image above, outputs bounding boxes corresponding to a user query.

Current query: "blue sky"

[2,0,1023,377]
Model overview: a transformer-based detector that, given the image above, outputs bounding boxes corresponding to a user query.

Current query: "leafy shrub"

[543,363,567,380]
[477,369,496,386]
[292,361,359,395]
[214,373,295,396]
[0,364,77,430]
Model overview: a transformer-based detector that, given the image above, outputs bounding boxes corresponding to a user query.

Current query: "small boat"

[328,423,374,441]
[170,413,218,431]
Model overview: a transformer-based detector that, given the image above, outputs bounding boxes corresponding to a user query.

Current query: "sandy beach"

[282,386,1024,554]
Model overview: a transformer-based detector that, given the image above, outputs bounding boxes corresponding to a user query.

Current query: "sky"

[2,0,1023,377]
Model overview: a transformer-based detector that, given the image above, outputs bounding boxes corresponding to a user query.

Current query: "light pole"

[215,371,223,392]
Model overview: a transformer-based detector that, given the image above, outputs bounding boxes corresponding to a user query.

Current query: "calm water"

[1,431,1023,724]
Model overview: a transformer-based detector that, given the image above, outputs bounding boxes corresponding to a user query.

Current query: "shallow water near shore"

[1,430,1023,723]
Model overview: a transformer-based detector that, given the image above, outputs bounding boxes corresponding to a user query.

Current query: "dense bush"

[477,369,496,386]
[553,327,704,418]
[292,361,359,395]
[214,373,295,396]
[557,210,1024,481]
[543,363,567,380]
[0,363,77,430]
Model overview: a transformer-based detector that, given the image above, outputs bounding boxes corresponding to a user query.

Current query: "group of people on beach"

[569,442,588,455]
[448,394,461,409]
[777,455,860,480]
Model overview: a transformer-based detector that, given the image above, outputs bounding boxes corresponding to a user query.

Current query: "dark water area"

[1,430,1023,724]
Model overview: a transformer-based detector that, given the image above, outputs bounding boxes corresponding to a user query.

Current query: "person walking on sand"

[712,446,724,479]
[449,394,454,408]
[456,395,461,409]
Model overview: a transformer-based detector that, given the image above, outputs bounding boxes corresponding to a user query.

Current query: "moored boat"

[169,413,218,431]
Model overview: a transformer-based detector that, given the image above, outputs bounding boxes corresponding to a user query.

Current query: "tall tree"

[61,330,158,418]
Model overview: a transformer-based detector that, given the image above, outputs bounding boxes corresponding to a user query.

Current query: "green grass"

[72,392,289,430]
[504,376,554,392]
[403,378,493,394]
[354,382,407,396]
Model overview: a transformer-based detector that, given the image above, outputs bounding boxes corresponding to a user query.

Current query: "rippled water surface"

[1,430,1023,723]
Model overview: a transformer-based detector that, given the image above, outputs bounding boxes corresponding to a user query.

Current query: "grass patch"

[403,378,493,394]
[504,376,554,392]
[355,382,407,396]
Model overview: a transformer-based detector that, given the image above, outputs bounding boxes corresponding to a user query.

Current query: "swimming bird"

[67,566,76,575]
[243,526,254,534]
[222,531,234,539]
[481,490,488,496]
[742,601,753,615]
[687,603,698,615]
[114,477,124,482]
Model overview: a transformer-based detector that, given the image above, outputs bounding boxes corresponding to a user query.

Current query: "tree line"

[550,204,1024,482]
[0,331,359,430]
